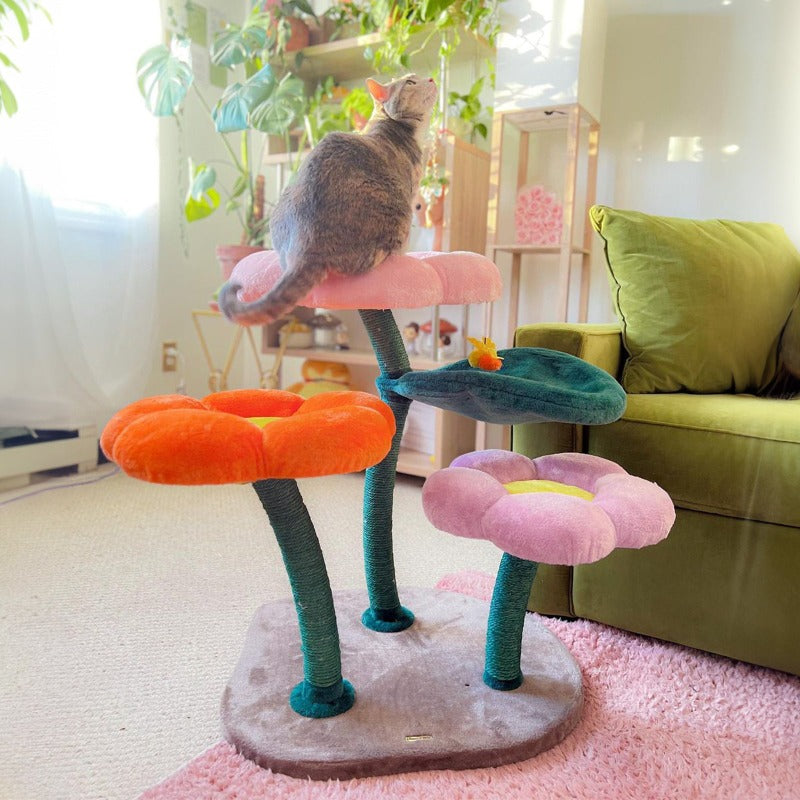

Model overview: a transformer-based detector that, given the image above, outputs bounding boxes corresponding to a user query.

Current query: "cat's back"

[297,130,392,187]
[271,129,414,247]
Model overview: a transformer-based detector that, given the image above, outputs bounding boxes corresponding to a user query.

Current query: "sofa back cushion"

[590,205,800,394]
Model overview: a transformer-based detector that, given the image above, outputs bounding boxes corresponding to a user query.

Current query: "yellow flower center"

[504,479,594,501]
[248,416,281,428]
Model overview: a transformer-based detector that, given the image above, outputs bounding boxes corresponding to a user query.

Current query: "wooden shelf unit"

[248,33,494,477]
[261,344,452,372]
[485,103,600,347]
[295,27,493,83]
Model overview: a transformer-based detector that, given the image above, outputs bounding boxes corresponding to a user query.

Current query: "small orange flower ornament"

[467,336,504,372]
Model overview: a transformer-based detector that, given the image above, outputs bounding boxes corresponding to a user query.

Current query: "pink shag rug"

[141,571,800,800]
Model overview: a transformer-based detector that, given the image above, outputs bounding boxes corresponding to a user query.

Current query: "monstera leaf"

[212,66,305,136]
[249,72,306,135]
[210,21,268,68]
[136,41,193,117]
[212,64,277,133]
[185,162,221,222]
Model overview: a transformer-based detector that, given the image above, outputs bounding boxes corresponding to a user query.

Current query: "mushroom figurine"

[422,449,676,690]
[420,317,458,358]
[101,388,395,718]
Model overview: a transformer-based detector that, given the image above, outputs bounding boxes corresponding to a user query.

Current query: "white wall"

[586,0,800,322]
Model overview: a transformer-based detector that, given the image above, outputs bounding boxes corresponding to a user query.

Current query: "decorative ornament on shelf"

[286,360,352,398]
[403,321,420,355]
[421,318,458,360]
[278,318,312,348]
[309,312,341,349]
[514,185,563,246]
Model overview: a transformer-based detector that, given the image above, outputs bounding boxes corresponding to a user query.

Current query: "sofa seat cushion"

[587,393,800,528]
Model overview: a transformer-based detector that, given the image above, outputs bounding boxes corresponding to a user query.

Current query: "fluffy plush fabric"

[384,348,627,425]
[140,570,800,800]
[101,390,395,484]
[229,250,502,309]
[422,450,675,564]
[590,205,800,394]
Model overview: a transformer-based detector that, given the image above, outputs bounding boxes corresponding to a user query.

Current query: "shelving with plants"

[149,0,502,474]
[246,15,498,476]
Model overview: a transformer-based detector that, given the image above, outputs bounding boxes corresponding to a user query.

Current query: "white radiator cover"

[0,426,98,490]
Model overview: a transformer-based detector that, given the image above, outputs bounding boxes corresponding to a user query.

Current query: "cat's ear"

[366,78,391,104]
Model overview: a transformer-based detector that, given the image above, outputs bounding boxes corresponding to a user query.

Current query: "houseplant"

[447,75,491,142]
[329,0,500,219]
[364,0,504,74]
[136,1,315,273]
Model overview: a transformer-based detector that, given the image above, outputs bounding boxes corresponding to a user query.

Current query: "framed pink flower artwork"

[514,184,563,245]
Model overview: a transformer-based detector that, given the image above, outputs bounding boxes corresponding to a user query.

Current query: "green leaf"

[0,78,18,117]
[421,0,455,23]
[2,0,30,41]
[210,22,267,68]
[288,0,316,18]
[468,77,484,100]
[249,72,305,135]
[341,86,373,122]
[230,173,248,199]
[185,189,221,221]
[212,64,277,132]
[189,162,217,198]
[136,42,193,117]
[185,163,220,221]
[474,122,487,140]
[212,81,251,132]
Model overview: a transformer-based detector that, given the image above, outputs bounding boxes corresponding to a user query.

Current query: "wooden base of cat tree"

[221,587,583,781]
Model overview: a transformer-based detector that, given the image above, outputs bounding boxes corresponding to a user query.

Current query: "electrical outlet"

[162,341,178,372]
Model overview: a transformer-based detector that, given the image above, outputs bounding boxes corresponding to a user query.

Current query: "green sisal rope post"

[252,478,355,717]
[358,308,415,632]
[483,552,540,691]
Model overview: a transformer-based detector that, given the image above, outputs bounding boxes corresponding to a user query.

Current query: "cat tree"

[102,250,674,780]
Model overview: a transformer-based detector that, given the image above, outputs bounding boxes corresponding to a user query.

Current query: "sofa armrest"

[512,323,624,618]
[512,323,624,457]
[513,322,624,375]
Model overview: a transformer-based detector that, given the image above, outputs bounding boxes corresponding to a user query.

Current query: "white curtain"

[0,1,161,431]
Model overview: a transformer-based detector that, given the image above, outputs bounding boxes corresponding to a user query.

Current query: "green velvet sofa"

[516,206,800,677]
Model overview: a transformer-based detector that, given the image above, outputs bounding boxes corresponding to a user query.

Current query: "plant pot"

[285,17,310,52]
[215,244,265,282]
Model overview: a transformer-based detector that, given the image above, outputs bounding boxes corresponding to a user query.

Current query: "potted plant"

[321,0,380,43]
[136,1,315,277]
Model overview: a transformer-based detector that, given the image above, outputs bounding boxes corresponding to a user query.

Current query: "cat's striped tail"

[217,259,328,326]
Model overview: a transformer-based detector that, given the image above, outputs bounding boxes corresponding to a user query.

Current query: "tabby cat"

[218,74,438,325]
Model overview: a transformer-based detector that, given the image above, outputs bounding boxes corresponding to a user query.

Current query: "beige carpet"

[0,466,500,800]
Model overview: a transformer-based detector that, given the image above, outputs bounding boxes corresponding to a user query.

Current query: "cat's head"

[365,74,438,129]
